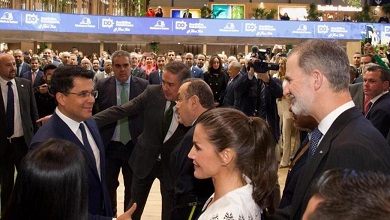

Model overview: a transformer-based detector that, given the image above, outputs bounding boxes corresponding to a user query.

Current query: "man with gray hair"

[273,39,390,220]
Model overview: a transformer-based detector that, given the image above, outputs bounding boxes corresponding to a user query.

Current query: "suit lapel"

[52,114,101,179]
[292,107,361,218]
[15,78,27,112]
[367,93,389,118]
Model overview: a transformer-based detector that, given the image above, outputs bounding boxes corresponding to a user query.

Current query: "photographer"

[237,47,283,143]
[35,64,57,118]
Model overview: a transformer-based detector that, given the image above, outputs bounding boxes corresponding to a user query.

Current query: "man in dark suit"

[272,39,390,220]
[183,8,192,18]
[170,78,215,220]
[130,52,146,79]
[279,112,318,209]
[237,62,283,143]
[94,50,149,217]
[21,57,43,90]
[363,65,390,141]
[184,53,203,79]
[93,61,191,220]
[149,54,166,85]
[30,65,137,220]
[223,61,243,108]
[0,53,39,213]
[13,49,31,77]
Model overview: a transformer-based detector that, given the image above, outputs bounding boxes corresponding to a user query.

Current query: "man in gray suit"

[0,53,39,213]
[94,50,149,217]
[93,59,113,83]
[93,61,191,220]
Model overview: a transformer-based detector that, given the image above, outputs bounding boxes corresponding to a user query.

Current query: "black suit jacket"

[238,74,283,142]
[223,73,243,108]
[93,85,189,191]
[94,75,149,147]
[366,93,390,141]
[170,121,214,200]
[30,113,112,220]
[183,12,192,18]
[132,66,146,79]
[148,70,162,85]
[0,78,39,157]
[289,107,390,220]
[349,82,364,113]
[17,62,31,77]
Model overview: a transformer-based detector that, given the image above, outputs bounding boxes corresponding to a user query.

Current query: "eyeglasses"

[65,90,98,98]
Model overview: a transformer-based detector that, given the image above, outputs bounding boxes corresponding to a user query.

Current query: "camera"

[249,45,279,73]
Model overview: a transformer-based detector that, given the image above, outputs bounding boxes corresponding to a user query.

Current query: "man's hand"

[255,72,271,83]
[117,203,137,220]
[39,84,49,94]
[36,115,52,124]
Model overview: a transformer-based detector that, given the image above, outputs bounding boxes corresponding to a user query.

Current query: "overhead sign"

[0,8,389,41]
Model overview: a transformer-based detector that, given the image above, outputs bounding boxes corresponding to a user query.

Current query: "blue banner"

[1,8,390,42]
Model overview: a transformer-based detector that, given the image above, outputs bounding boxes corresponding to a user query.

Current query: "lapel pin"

[319,150,323,154]
[21,84,24,87]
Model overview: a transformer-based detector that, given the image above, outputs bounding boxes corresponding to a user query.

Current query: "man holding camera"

[237,49,283,143]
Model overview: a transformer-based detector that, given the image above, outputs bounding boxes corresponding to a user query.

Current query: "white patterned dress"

[197,179,261,220]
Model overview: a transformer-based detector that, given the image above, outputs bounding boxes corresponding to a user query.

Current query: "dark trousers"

[170,197,207,220]
[0,137,27,214]
[105,141,134,216]
[128,160,173,220]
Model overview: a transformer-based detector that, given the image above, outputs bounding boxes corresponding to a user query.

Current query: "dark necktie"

[308,128,323,157]
[6,81,14,137]
[79,123,96,164]
[159,70,162,84]
[120,83,131,144]
[365,101,373,117]
[162,101,175,138]
[16,65,20,77]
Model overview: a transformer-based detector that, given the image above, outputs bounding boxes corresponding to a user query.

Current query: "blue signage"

[1,8,390,42]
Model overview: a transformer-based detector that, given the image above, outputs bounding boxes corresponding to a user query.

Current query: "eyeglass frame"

[64,90,98,99]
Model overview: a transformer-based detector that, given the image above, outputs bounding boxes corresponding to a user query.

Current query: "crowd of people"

[1,39,390,220]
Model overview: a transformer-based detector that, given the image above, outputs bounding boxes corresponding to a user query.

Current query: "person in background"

[203,54,228,107]
[188,108,278,220]
[280,13,290,20]
[155,6,163,17]
[183,8,192,18]
[35,64,57,118]
[303,169,390,220]
[146,7,155,17]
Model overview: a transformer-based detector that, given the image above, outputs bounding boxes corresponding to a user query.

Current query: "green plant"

[149,41,159,53]
[38,42,48,54]
[343,0,361,8]
[253,7,277,20]
[201,5,212,18]
[306,3,322,21]
[382,3,390,15]
[355,5,375,22]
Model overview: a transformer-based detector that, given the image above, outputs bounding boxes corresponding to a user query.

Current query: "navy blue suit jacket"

[21,70,44,89]
[17,62,31,77]
[94,75,149,147]
[191,66,204,79]
[30,113,113,220]
[366,93,390,142]
[148,70,162,85]
[222,73,243,108]
[288,107,390,220]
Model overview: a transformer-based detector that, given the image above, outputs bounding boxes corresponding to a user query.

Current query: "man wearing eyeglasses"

[30,65,135,219]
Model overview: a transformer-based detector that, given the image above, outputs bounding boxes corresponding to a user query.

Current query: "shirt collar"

[55,108,83,134]
[318,101,355,136]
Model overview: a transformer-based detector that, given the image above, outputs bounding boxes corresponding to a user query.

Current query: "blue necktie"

[6,81,14,137]
[308,128,323,157]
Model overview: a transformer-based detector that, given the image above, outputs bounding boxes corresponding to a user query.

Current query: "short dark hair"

[43,64,57,75]
[309,169,390,220]
[111,50,131,65]
[366,65,390,82]
[196,108,278,209]
[163,61,191,83]
[182,78,214,109]
[361,54,375,63]
[49,65,94,95]
[3,138,88,220]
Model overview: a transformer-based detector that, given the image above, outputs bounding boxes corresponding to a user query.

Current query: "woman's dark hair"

[207,54,223,74]
[196,108,278,208]
[3,138,88,220]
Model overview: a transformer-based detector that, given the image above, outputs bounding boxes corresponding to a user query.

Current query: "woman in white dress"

[188,108,278,220]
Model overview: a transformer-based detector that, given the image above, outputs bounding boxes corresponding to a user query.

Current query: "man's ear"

[56,92,65,106]
[312,70,323,91]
